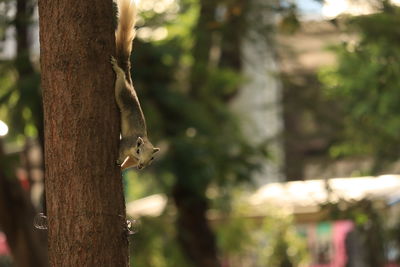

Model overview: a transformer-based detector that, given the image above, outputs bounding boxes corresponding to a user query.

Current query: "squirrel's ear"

[153,148,160,154]
[136,137,144,147]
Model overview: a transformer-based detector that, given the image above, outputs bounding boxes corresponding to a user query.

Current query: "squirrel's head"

[131,136,160,169]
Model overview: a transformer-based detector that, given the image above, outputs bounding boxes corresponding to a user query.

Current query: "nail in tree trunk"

[38,0,129,265]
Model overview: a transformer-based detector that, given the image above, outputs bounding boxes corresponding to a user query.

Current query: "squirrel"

[111,0,159,170]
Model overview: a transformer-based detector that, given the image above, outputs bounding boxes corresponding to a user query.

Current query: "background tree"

[38,0,129,265]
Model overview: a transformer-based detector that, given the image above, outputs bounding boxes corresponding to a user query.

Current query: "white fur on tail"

[115,0,137,59]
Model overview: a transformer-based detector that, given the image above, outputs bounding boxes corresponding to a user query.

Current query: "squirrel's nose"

[137,164,143,169]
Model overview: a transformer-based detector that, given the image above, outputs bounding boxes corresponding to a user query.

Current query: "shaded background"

[1,0,400,266]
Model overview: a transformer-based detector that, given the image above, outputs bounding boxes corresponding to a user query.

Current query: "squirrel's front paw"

[110,56,118,69]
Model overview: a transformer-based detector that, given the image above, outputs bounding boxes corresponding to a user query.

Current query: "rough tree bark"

[38,0,129,266]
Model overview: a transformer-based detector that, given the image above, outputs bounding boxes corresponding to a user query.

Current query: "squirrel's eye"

[151,157,154,161]
[136,149,140,154]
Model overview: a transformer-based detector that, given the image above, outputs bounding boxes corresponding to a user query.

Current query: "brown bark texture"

[38,0,129,266]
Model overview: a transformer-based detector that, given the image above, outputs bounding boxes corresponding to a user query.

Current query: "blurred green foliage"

[130,213,190,267]
[0,0,42,146]
[319,3,400,171]
[258,216,309,267]
[130,203,310,267]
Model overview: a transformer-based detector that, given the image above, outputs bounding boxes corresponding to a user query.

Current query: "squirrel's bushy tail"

[115,0,136,65]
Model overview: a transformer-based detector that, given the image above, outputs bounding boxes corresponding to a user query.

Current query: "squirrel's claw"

[110,56,117,64]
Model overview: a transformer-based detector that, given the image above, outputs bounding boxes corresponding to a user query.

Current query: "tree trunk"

[15,0,44,149]
[219,0,246,71]
[38,0,129,266]
[0,141,48,267]
[171,0,221,266]
[172,184,220,267]
[231,0,285,184]
[189,0,218,99]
